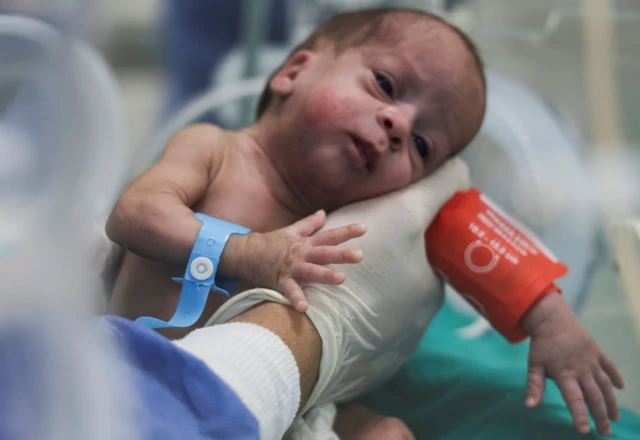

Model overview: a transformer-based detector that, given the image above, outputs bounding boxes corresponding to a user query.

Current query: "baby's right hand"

[235,210,366,312]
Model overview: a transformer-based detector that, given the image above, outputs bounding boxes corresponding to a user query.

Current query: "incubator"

[1,0,639,438]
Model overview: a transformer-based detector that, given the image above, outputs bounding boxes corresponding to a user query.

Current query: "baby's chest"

[194,184,292,232]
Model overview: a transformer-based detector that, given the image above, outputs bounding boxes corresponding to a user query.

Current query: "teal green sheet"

[358,303,640,439]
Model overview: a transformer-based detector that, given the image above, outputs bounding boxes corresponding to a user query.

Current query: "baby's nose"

[376,107,411,151]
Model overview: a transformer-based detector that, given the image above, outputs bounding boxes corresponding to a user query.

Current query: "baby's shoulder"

[170,123,228,150]
[162,123,236,166]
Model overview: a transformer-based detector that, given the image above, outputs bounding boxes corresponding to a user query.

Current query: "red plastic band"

[425,188,568,343]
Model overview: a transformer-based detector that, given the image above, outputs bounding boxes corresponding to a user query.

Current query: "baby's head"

[252,8,486,209]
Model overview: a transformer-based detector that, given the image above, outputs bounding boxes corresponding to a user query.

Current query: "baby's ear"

[270,50,315,97]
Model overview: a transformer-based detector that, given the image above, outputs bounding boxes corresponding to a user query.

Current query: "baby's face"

[272,24,485,208]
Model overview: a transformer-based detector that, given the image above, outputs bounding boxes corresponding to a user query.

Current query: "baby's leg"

[334,404,415,440]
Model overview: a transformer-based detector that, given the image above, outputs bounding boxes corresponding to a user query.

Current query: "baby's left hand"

[522,293,625,437]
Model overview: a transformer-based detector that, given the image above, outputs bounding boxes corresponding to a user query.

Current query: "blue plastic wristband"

[136,213,250,329]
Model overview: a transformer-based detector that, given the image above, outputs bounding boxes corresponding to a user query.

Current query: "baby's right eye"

[375,73,394,98]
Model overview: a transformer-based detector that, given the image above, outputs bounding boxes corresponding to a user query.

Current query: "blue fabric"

[98,316,260,440]
[0,324,49,440]
[0,316,259,440]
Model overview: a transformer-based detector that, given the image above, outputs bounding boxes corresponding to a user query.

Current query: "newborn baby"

[107,8,485,334]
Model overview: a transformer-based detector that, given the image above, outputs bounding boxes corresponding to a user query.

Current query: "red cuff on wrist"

[425,189,568,343]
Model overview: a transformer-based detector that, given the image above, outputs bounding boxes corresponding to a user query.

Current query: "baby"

[106,8,623,438]
[107,7,485,330]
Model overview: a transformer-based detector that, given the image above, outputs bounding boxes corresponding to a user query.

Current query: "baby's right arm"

[106,124,366,311]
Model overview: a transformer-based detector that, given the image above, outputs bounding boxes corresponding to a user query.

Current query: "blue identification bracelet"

[136,213,251,329]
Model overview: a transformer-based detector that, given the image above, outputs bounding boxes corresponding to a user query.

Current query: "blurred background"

[0,0,638,425]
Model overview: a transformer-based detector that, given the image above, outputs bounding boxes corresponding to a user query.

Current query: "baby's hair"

[255,7,485,120]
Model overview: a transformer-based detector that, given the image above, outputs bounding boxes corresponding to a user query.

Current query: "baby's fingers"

[558,379,591,434]
[594,368,621,422]
[293,263,345,285]
[279,278,309,312]
[581,376,611,436]
[525,365,546,408]
[306,246,363,265]
[310,224,366,246]
[288,210,327,237]
[600,354,625,389]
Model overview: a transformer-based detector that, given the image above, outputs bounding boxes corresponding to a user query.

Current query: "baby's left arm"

[520,292,625,437]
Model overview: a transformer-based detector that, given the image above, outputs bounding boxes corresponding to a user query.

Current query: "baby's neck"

[235,126,315,220]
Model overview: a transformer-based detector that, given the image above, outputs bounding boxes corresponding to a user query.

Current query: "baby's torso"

[109,132,299,339]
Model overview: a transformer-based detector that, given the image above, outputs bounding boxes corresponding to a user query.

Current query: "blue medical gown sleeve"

[97,316,260,440]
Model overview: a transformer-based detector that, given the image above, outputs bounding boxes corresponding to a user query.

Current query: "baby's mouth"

[351,136,379,172]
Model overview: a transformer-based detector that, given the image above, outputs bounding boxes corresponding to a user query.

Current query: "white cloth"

[205,158,470,436]
[174,322,301,440]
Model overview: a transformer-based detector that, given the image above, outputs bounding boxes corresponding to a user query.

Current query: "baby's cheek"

[304,84,356,126]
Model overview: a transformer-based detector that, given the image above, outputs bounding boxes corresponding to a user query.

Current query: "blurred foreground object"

[0,12,135,440]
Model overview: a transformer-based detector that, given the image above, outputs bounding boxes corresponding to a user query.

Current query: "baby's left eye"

[412,134,430,160]
[375,73,394,97]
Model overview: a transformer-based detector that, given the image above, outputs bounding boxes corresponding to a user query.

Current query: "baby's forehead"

[359,30,477,97]
[363,16,461,50]
[364,23,471,68]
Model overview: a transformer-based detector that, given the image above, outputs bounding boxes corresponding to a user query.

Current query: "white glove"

[206,158,469,414]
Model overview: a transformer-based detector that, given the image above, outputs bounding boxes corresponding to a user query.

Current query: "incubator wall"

[2,2,637,431]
